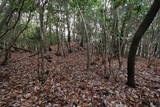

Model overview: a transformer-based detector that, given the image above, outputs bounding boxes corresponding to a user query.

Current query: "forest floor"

[0,42,160,107]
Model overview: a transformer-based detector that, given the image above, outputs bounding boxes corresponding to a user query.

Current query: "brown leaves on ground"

[0,43,160,107]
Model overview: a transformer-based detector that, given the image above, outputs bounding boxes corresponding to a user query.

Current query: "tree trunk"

[55,23,61,56]
[66,7,72,53]
[101,0,107,76]
[127,0,160,88]
[77,3,90,71]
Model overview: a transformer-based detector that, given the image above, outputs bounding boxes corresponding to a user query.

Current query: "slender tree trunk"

[73,14,76,41]
[127,0,160,88]
[38,0,48,82]
[39,6,45,72]
[80,16,84,47]
[101,0,107,75]
[66,7,72,53]
[77,3,90,71]
[55,23,61,56]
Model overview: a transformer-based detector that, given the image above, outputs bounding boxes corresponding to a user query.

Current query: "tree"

[76,1,90,71]
[127,0,160,88]
[37,0,48,82]
[0,0,34,65]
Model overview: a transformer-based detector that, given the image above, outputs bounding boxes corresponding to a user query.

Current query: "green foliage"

[46,32,58,45]
[0,0,155,51]
[111,0,126,9]
[8,0,36,13]
[22,0,36,12]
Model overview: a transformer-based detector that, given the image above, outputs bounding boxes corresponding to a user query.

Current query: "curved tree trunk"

[127,0,160,88]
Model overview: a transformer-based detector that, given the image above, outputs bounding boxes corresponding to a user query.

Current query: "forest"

[0,0,160,106]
